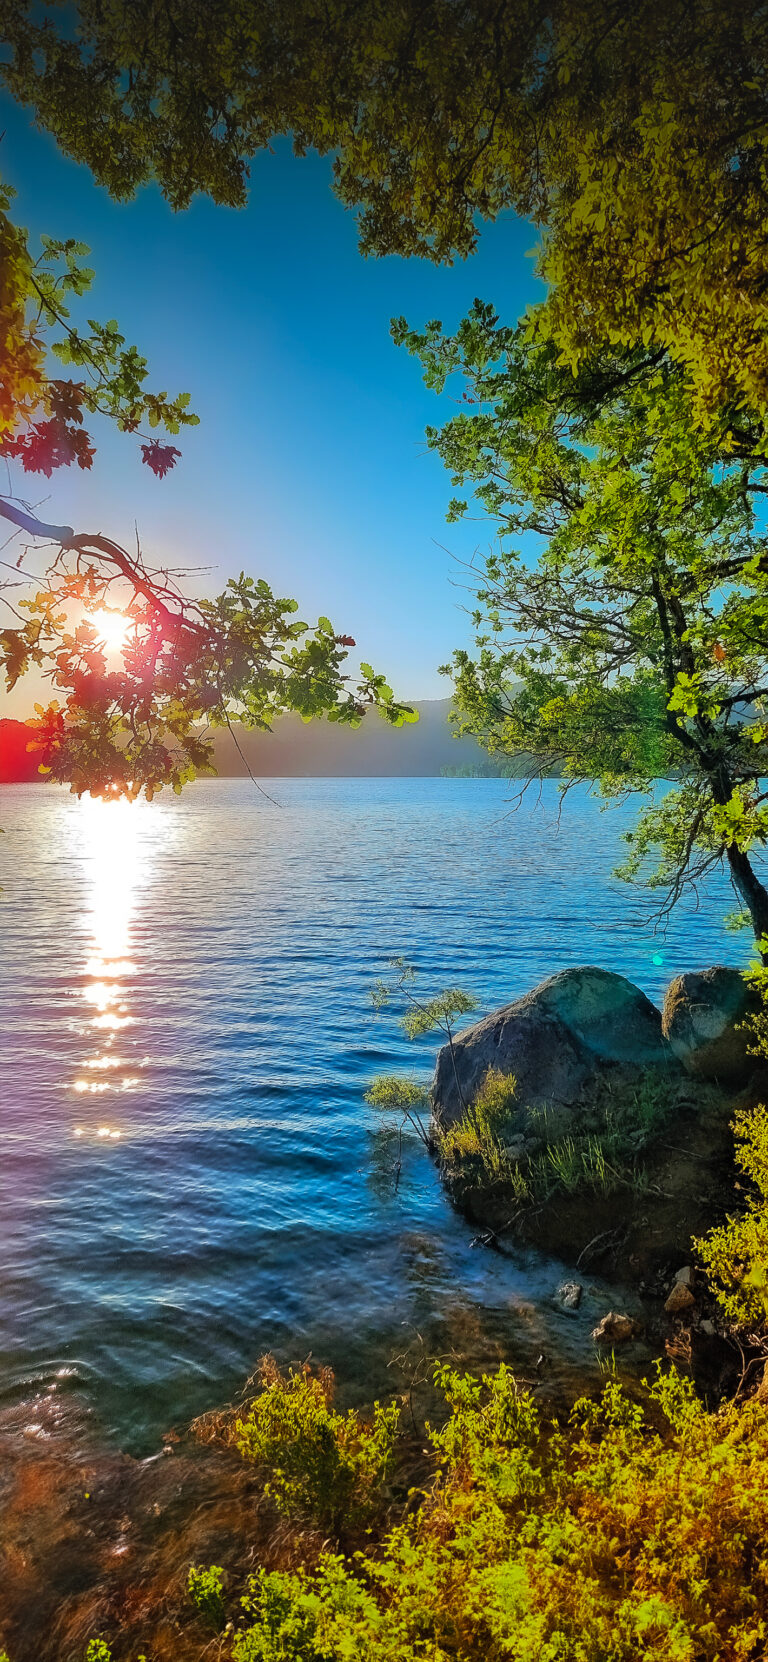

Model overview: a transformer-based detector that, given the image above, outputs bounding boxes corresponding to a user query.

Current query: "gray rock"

[662,966,761,1084]
[432,966,675,1130]
[674,1265,695,1289]
[527,966,670,1065]
[591,1311,637,1344]
[665,1281,696,1315]
[554,1281,582,1312]
[500,1137,530,1164]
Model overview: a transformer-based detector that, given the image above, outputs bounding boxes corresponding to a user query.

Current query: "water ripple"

[0,777,743,1449]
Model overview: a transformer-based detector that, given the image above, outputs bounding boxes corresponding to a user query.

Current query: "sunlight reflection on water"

[69,797,158,1131]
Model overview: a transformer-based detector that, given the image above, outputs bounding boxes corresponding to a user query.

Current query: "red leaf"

[141,441,182,478]
[48,380,87,424]
[1,419,95,476]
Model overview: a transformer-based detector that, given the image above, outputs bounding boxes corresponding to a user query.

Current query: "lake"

[0,776,744,1452]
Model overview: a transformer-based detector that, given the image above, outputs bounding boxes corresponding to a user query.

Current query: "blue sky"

[2,90,542,706]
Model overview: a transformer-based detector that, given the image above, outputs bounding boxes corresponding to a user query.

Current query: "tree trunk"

[725,841,768,959]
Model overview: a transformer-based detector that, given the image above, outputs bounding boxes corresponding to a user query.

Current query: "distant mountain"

[0,719,42,783]
[0,699,528,783]
[209,699,494,776]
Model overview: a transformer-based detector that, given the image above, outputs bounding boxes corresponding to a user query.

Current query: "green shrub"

[697,1100,768,1327]
[225,1361,768,1661]
[364,1076,429,1114]
[364,1074,431,1149]
[188,1562,226,1629]
[232,1557,383,1662]
[235,1356,399,1532]
[369,960,478,1042]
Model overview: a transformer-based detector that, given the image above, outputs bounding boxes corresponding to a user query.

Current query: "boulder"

[432,966,675,1130]
[662,966,760,1084]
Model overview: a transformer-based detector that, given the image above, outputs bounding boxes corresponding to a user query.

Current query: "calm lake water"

[0,777,744,1452]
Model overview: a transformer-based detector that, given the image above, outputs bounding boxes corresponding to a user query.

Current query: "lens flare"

[89,608,130,654]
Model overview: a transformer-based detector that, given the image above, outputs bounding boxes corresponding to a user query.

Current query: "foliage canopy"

[2,508,415,800]
[0,184,197,480]
[4,0,767,793]
[4,1,768,427]
[396,302,768,943]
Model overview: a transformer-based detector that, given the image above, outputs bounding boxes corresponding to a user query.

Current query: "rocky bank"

[430,963,767,1289]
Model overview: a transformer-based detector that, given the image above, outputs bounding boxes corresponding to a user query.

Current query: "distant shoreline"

[1,703,525,783]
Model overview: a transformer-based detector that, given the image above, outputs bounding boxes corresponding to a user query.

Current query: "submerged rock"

[432,966,675,1130]
[662,966,760,1084]
[554,1281,582,1312]
[591,1311,637,1344]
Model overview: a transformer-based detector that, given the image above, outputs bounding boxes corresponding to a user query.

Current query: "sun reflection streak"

[82,794,147,966]
[70,795,152,1138]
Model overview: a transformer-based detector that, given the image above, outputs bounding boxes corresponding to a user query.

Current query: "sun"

[89,607,130,653]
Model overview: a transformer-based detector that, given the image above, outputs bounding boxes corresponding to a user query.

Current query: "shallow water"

[0,777,743,1452]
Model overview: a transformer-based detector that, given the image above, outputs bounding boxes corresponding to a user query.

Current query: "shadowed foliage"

[3,2,768,428]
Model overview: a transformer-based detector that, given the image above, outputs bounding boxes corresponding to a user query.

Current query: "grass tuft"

[438,1067,678,1209]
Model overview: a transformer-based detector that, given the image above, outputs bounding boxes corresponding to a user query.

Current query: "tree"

[3,2,768,427]
[0,153,414,798]
[394,300,768,947]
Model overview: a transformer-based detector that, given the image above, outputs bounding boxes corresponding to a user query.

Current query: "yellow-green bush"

[217,1361,768,1661]
[188,1563,226,1630]
[697,1100,768,1327]
[235,1356,400,1533]
[440,1066,520,1181]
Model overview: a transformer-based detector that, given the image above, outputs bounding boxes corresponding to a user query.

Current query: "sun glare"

[89,607,130,654]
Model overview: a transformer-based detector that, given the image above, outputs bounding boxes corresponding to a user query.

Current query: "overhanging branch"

[0,498,74,542]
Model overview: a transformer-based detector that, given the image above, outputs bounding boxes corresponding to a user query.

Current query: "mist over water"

[0,777,743,1452]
